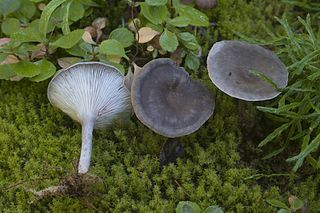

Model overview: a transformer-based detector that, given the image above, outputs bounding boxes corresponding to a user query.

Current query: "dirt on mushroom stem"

[28,173,104,200]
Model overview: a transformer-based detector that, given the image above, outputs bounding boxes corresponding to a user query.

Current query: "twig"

[174,179,191,198]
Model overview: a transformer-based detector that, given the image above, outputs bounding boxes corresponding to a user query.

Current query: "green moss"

[0,79,299,212]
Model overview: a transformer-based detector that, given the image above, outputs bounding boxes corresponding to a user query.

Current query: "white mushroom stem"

[78,117,95,174]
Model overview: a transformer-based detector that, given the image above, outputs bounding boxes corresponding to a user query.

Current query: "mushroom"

[196,0,218,10]
[131,58,214,138]
[207,40,288,101]
[48,62,131,174]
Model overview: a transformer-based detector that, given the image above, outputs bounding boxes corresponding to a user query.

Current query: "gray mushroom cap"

[207,40,288,101]
[131,58,214,138]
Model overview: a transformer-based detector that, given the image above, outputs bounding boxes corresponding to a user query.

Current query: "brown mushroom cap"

[131,58,214,138]
[207,40,288,101]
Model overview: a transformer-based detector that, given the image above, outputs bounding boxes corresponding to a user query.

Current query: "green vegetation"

[249,15,320,172]
[0,0,320,212]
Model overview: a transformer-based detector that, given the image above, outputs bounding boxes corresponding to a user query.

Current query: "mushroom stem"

[132,62,142,75]
[78,117,95,174]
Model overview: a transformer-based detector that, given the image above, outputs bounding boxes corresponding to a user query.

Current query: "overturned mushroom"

[48,62,131,174]
[131,58,214,138]
[207,40,288,101]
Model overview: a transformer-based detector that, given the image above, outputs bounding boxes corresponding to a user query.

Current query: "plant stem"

[78,117,95,174]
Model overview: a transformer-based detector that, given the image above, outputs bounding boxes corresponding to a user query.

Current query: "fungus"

[131,58,214,138]
[196,0,218,10]
[181,0,194,5]
[48,62,131,174]
[207,40,288,101]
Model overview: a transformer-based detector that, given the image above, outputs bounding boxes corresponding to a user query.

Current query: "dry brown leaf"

[96,29,103,41]
[159,49,167,55]
[31,44,46,59]
[170,48,184,65]
[128,18,141,32]
[38,3,46,11]
[0,38,11,48]
[1,55,19,65]
[92,17,107,30]
[58,57,82,69]
[82,31,96,45]
[84,26,97,38]
[136,27,160,44]
[31,44,55,59]
[10,75,24,81]
[147,45,154,52]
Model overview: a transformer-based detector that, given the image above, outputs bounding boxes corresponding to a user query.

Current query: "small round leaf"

[160,29,178,52]
[109,28,134,48]
[99,39,126,57]
[30,59,56,82]
[1,18,20,35]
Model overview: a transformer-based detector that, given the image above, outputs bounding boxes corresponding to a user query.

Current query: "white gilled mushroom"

[207,40,288,101]
[131,58,214,138]
[48,62,131,174]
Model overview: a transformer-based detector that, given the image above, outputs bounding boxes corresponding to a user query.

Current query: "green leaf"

[51,29,85,49]
[11,20,42,42]
[39,0,67,40]
[266,199,290,210]
[262,148,285,160]
[61,1,72,35]
[30,60,56,82]
[167,16,190,27]
[160,29,178,52]
[66,41,91,58]
[203,206,224,213]
[109,28,134,48]
[176,201,201,213]
[177,6,209,27]
[140,3,168,25]
[277,209,291,213]
[287,133,320,171]
[78,0,99,6]
[146,0,167,6]
[98,59,125,74]
[185,52,200,71]
[258,122,293,147]
[1,18,20,35]
[69,2,85,22]
[99,39,126,57]
[249,69,280,90]
[178,32,199,50]
[12,61,41,78]
[15,0,36,20]
[289,197,304,211]
[0,64,16,79]
[0,0,20,16]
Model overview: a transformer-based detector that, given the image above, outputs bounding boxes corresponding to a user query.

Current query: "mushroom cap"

[207,40,288,101]
[48,62,131,129]
[131,58,214,138]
